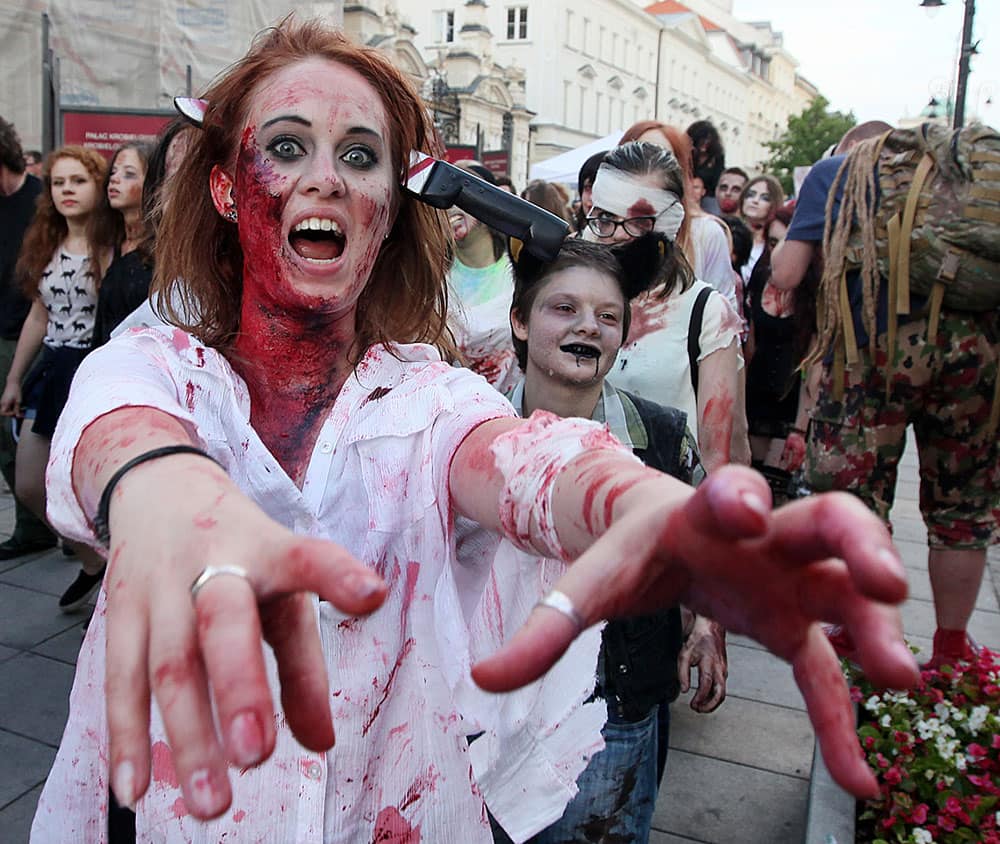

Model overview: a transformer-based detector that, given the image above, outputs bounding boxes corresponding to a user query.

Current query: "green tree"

[764,96,856,195]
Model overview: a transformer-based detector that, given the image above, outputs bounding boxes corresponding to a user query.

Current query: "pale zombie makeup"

[227,57,397,311]
[742,180,773,224]
[513,266,625,385]
[107,148,146,211]
[50,157,100,221]
[716,173,746,213]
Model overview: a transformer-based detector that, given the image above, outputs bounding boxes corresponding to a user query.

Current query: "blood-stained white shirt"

[448,255,521,395]
[610,279,743,442]
[33,326,605,844]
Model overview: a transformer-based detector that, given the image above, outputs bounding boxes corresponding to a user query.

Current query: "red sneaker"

[923,628,979,670]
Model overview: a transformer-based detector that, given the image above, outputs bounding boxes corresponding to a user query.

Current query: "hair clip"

[174,97,208,128]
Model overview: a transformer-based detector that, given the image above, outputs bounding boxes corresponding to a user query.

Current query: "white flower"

[880,714,891,728]
[968,705,989,731]
[913,828,934,844]
[934,702,950,722]
[955,755,967,771]
[916,717,940,740]
[865,695,883,714]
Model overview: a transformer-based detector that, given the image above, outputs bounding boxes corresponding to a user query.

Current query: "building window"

[507,6,528,40]
[582,18,591,56]
[565,10,573,47]
[434,10,455,43]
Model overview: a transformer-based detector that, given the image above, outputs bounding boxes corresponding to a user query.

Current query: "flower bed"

[845,647,1000,844]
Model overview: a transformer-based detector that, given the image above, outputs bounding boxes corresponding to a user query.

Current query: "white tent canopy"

[528,132,623,188]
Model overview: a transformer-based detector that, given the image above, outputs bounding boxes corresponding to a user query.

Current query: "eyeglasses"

[585,203,677,239]
[585,215,656,239]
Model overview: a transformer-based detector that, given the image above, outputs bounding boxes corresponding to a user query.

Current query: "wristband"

[93,445,223,546]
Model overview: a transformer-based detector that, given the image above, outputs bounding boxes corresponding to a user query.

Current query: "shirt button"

[320,441,333,454]
[306,762,322,780]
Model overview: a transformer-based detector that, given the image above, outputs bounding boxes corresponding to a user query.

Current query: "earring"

[225,208,238,223]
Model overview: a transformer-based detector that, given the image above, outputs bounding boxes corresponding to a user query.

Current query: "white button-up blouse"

[33,327,605,844]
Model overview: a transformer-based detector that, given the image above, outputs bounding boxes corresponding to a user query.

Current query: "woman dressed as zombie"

[33,18,915,844]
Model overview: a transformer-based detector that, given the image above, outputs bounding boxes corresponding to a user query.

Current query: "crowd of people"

[0,14,993,844]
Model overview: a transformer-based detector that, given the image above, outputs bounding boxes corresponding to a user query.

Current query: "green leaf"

[763,95,856,194]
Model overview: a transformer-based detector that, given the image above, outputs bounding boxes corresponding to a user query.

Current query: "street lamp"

[920,0,978,129]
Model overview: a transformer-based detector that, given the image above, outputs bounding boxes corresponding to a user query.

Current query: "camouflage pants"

[806,311,1000,549]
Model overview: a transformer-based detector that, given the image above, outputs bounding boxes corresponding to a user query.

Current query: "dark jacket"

[597,389,701,721]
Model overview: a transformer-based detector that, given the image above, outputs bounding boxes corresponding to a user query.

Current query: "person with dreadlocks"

[771,121,1000,671]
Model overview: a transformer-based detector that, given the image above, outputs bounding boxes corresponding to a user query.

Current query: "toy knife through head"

[405,151,568,261]
[173,98,569,262]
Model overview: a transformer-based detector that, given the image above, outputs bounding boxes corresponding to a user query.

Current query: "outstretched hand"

[472,465,918,798]
[101,455,387,818]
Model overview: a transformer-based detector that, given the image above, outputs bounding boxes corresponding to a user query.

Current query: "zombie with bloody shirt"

[33,18,916,844]
[582,142,744,475]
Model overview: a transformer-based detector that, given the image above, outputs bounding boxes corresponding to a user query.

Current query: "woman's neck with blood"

[228,142,356,486]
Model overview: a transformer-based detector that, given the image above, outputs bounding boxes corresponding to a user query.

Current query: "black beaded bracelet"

[92,445,223,546]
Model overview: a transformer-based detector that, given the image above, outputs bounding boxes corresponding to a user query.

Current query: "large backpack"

[814,121,1000,432]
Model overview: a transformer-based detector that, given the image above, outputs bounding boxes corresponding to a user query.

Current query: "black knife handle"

[415,161,569,262]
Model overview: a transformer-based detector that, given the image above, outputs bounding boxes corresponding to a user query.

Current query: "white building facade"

[394,0,822,175]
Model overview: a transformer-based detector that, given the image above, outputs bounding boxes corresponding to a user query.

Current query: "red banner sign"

[444,145,478,163]
[62,111,173,159]
[481,150,509,178]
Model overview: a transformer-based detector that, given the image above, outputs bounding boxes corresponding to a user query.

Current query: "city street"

[1,433,998,843]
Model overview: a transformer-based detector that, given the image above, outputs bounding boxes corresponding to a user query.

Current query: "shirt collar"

[507,379,635,450]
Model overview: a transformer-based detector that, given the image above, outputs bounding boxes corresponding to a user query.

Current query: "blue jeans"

[491,703,660,844]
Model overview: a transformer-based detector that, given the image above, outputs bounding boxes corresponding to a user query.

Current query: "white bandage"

[591,165,685,241]
[490,410,639,561]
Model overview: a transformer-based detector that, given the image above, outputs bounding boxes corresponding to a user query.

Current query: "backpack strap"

[884,213,903,400]
[688,286,712,397]
[896,152,936,318]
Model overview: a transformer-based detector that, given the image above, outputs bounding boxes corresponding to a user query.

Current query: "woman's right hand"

[0,380,21,417]
[72,411,388,819]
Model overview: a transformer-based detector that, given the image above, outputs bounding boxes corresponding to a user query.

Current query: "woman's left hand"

[677,615,727,713]
[472,464,918,799]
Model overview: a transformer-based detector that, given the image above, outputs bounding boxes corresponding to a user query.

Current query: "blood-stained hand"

[779,431,806,472]
[73,409,387,819]
[677,615,727,713]
[472,464,919,799]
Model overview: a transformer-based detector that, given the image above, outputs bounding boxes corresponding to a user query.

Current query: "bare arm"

[0,299,48,416]
[695,341,739,474]
[770,239,816,290]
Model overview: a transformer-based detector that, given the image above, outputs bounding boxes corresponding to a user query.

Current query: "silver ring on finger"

[190,564,252,602]
[536,589,586,633]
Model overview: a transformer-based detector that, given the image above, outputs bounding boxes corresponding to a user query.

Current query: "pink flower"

[945,796,962,814]
[968,743,989,758]
[885,766,903,786]
[991,734,1000,750]
[911,803,928,824]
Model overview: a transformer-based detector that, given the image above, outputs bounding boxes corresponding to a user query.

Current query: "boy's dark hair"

[0,116,26,174]
[720,214,752,272]
[721,166,748,181]
[509,234,668,370]
[495,175,516,193]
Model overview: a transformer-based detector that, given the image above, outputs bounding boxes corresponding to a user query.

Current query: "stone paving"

[0,434,998,843]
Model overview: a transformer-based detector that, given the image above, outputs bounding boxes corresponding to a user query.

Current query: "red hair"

[155,17,453,356]
[16,145,112,298]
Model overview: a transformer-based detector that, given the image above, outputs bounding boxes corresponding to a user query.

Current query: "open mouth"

[560,343,600,360]
[289,217,346,262]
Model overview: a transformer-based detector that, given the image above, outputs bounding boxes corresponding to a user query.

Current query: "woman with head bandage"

[583,142,743,477]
